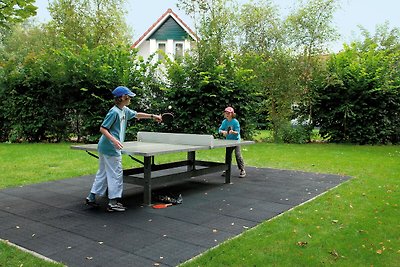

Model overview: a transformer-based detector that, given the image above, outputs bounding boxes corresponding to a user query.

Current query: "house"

[131,8,198,63]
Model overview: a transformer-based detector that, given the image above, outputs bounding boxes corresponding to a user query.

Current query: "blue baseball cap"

[112,86,136,98]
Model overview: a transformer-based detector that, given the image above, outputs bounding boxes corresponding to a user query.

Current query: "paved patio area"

[0,167,350,266]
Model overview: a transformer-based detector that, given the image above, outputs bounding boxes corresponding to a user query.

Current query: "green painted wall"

[148,17,192,41]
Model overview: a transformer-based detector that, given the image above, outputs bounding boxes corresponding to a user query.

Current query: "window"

[175,43,184,59]
[158,43,166,61]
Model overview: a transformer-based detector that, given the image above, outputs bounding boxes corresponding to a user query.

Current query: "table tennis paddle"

[227,126,232,134]
[161,113,174,124]
[152,203,173,209]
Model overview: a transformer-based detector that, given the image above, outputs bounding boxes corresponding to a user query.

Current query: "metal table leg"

[143,156,152,205]
[225,147,234,184]
[187,151,195,171]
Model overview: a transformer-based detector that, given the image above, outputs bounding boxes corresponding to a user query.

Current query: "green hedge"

[0,41,161,142]
[312,43,400,144]
[0,43,259,142]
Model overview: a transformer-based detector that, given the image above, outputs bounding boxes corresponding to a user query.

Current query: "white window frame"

[174,41,184,59]
[157,42,167,61]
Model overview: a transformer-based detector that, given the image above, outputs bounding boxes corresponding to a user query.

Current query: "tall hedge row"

[1,28,399,144]
[312,43,400,144]
[0,41,163,142]
[0,41,259,142]
[164,53,259,140]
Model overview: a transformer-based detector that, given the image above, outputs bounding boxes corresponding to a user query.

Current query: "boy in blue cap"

[86,86,162,212]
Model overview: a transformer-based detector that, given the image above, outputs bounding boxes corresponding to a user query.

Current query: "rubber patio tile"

[0,166,351,267]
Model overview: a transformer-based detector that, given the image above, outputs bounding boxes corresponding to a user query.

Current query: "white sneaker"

[107,203,126,212]
[239,170,246,178]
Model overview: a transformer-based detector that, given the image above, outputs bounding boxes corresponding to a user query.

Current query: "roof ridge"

[131,8,198,49]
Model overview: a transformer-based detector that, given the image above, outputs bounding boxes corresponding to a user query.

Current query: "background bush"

[311,39,400,144]
[0,32,260,142]
[164,53,259,139]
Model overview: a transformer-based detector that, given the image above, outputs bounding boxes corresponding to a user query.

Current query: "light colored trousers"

[90,154,123,199]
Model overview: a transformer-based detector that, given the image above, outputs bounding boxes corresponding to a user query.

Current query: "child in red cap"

[218,107,246,178]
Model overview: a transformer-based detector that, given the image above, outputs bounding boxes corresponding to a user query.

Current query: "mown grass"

[184,143,400,266]
[0,143,98,188]
[0,141,399,266]
[0,240,64,267]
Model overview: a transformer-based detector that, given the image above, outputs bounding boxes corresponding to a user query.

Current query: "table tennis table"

[71,132,254,205]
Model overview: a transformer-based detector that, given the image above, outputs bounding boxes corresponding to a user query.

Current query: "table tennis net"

[137,132,214,147]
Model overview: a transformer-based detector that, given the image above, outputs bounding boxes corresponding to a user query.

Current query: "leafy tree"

[0,0,37,29]
[286,0,339,123]
[234,1,305,142]
[0,23,55,141]
[177,0,340,143]
[357,21,400,52]
[285,0,339,55]
[237,0,282,55]
[47,0,131,48]
[0,1,159,142]
[178,0,237,66]
[313,24,400,144]
[173,0,259,138]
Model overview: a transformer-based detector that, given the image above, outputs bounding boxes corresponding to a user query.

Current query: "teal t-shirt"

[218,118,241,140]
[98,106,137,156]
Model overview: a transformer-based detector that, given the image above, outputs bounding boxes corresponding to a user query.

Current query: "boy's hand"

[153,114,162,122]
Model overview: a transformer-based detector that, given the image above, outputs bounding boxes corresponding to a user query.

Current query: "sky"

[33,0,400,52]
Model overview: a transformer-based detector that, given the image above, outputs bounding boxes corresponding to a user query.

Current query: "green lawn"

[0,141,399,266]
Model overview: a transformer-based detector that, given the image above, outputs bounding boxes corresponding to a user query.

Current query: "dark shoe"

[157,194,183,205]
[85,198,100,208]
[239,169,246,178]
[107,203,126,212]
